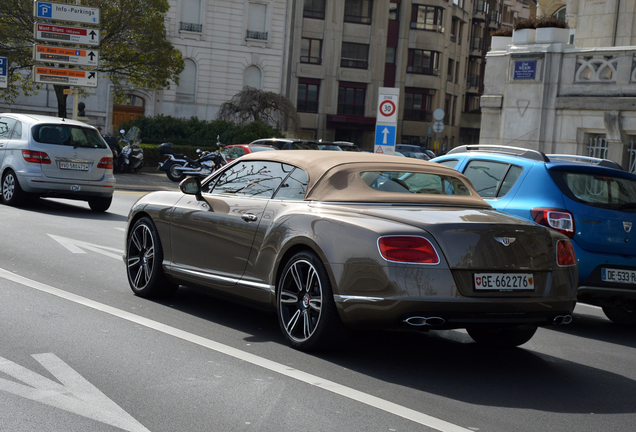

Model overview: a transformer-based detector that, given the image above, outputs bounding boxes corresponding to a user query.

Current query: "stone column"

[603,111,630,169]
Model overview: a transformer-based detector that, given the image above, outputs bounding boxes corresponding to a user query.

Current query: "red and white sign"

[34,45,99,67]
[34,23,100,46]
[376,87,399,125]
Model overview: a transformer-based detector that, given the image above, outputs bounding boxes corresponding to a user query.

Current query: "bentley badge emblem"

[495,237,516,246]
[625,222,633,233]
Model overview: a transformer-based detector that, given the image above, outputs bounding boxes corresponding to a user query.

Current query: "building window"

[244,65,262,89]
[304,0,326,20]
[341,42,369,69]
[444,94,451,125]
[344,0,374,24]
[300,38,322,64]
[407,49,440,76]
[403,88,433,121]
[553,6,566,21]
[410,5,444,32]
[180,0,201,30]
[447,59,454,81]
[386,46,396,64]
[388,2,399,20]
[465,94,480,113]
[453,0,465,8]
[338,82,366,116]
[247,2,268,40]
[455,60,460,83]
[297,78,320,113]
[177,59,197,103]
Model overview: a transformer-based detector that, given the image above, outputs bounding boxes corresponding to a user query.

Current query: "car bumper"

[19,172,115,199]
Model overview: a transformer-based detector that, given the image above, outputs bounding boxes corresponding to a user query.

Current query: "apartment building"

[286,0,532,151]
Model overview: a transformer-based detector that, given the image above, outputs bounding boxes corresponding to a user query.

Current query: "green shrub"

[120,115,285,147]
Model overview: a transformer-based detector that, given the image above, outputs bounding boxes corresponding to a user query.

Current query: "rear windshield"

[361,171,471,196]
[552,171,636,212]
[32,124,107,149]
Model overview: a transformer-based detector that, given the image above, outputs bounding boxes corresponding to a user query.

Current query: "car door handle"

[241,214,258,222]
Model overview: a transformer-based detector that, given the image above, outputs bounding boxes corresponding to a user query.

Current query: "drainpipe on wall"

[613,0,621,46]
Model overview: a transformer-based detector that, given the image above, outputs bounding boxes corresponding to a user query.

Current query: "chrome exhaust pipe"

[403,316,446,327]
[553,315,573,325]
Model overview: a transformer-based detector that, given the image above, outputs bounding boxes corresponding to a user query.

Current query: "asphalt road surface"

[0,176,635,432]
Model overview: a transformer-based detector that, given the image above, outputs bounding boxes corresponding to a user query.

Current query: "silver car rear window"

[32,124,107,149]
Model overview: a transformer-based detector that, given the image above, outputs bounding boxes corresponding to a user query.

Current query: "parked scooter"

[118,127,144,173]
[157,142,227,182]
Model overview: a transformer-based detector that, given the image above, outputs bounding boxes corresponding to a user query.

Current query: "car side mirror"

[180,177,203,200]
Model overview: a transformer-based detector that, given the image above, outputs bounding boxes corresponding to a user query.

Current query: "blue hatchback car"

[432,145,636,325]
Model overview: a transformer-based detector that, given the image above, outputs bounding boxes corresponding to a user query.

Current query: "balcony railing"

[473,0,489,15]
[340,59,368,69]
[410,22,444,33]
[246,30,268,40]
[467,74,481,87]
[404,110,433,122]
[180,22,202,33]
[300,56,322,65]
[344,14,372,25]
[471,37,484,51]
[407,66,441,76]
[303,9,325,20]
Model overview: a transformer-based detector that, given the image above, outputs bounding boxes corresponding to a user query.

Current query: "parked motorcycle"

[157,142,227,182]
[118,127,144,173]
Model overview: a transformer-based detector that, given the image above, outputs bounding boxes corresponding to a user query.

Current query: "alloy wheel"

[127,223,155,290]
[2,173,15,202]
[279,259,323,343]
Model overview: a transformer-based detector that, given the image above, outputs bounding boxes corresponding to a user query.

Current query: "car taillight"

[378,236,440,264]
[531,208,575,238]
[22,150,51,164]
[556,240,577,266]
[97,157,113,169]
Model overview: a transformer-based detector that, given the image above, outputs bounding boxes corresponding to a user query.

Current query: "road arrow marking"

[48,234,122,260]
[0,353,150,432]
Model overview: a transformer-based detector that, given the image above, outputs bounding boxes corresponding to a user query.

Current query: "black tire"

[467,325,538,347]
[88,196,112,212]
[126,217,178,298]
[602,306,636,325]
[2,170,25,206]
[166,163,185,182]
[277,251,348,351]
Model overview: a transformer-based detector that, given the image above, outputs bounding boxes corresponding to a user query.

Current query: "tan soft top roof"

[239,150,490,207]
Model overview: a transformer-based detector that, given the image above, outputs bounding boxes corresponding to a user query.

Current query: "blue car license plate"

[602,268,636,284]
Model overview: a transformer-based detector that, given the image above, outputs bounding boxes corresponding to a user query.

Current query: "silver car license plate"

[602,268,636,284]
[474,273,534,290]
[60,162,89,171]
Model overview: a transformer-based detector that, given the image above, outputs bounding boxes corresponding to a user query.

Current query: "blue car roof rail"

[447,145,550,162]
[545,154,624,170]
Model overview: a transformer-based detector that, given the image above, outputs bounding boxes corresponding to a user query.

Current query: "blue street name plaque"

[514,60,536,80]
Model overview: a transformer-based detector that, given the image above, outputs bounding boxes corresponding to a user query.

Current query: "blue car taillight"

[531,208,575,238]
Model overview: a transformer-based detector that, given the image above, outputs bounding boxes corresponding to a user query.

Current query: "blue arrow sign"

[0,57,7,89]
[375,124,396,147]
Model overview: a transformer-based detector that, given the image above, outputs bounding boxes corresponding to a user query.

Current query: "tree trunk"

[53,85,70,118]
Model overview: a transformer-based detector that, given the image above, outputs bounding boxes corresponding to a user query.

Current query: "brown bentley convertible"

[124,151,578,350]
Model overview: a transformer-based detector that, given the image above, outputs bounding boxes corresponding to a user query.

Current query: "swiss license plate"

[60,161,89,171]
[602,268,636,284]
[474,273,534,291]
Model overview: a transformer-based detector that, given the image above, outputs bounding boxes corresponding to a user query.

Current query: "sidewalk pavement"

[114,167,180,192]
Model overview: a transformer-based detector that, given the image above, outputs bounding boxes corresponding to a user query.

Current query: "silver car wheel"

[127,223,155,290]
[279,259,323,343]
[2,173,15,201]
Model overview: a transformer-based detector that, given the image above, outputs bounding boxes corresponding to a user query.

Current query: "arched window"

[177,59,197,102]
[244,65,262,89]
[552,6,566,21]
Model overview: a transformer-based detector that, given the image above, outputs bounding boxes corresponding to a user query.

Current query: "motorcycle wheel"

[167,163,186,182]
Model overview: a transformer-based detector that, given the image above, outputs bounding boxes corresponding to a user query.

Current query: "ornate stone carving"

[575,56,618,82]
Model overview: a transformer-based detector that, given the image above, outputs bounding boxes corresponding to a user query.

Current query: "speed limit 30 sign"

[377,88,399,125]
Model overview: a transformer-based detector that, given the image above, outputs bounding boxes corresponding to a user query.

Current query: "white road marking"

[0,353,150,432]
[48,234,122,260]
[0,267,470,432]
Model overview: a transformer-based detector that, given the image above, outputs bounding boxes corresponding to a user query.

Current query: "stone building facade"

[480,0,636,172]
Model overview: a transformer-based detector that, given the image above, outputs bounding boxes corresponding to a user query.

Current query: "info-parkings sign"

[34,45,99,67]
[0,57,7,89]
[34,1,100,25]
[34,23,100,46]
[33,66,98,87]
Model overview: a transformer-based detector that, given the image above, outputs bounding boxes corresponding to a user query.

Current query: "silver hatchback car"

[0,114,115,212]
